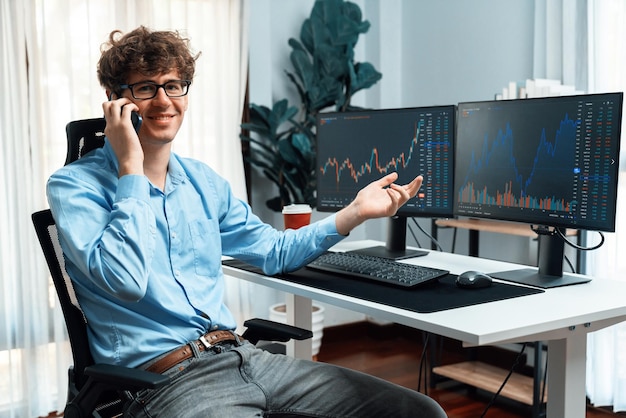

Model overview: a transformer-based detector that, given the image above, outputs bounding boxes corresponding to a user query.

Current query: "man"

[47,26,446,417]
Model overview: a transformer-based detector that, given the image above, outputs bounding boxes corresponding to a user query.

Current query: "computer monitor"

[316,105,456,259]
[454,92,623,287]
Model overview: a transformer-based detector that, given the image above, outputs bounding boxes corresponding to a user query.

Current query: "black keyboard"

[307,252,449,288]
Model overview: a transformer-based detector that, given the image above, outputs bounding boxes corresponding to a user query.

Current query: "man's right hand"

[102,97,144,178]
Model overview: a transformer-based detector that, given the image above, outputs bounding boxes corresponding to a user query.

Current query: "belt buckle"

[199,334,213,349]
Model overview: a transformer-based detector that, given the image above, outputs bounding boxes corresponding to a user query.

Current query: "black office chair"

[64,117,107,165]
[32,118,312,417]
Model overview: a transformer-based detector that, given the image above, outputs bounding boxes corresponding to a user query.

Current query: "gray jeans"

[124,340,446,418]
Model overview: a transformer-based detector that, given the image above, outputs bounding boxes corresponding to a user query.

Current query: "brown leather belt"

[145,330,240,374]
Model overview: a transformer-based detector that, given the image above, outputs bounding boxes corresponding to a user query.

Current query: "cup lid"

[282,204,312,214]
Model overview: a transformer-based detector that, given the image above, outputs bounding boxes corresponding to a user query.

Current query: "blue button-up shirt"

[47,141,343,367]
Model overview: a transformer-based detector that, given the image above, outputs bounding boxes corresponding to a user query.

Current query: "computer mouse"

[455,271,493,289]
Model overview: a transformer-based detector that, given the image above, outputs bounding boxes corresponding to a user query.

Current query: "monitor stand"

[349,216,428,260]
[490,227,591,288]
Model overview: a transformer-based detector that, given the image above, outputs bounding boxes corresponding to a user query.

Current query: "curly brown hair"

[97,26,200,96]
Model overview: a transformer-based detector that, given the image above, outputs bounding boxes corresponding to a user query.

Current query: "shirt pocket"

[188,219,221,277]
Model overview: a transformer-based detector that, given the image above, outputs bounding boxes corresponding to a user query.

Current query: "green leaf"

[350,62,382,94]
[285,70,308,105]
[291,132,313,158]
[290,49,314,92]
[266,197,284,212]
[277,137,301,166]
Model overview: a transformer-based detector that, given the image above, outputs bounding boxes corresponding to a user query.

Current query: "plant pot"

[269,303,325,360]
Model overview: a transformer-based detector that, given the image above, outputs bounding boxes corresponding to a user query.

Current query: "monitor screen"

[316,105,456,216]
[454,92,623,287]
[316,105,456,259]
[454,92,622,232]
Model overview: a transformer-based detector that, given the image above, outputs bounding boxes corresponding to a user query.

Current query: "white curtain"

[532,0,589,90]
[584,0,626,412]
[534,0,626,412]
[0,0,249,416]
[0,2,68,417]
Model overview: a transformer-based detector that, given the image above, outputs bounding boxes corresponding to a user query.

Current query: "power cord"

[410,218,445,252]
[480,342,528,417]
[529,225,605,274]
[564,254,576,273]
[406,222,423,249]
[416,332,430,394]
[529,225,605,251]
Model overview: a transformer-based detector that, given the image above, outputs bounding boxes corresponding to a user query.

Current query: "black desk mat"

[223,259,544,313]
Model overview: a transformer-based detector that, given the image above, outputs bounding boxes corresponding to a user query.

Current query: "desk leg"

[285,294,313,359]
[546,334,586,418]
[431,219,439,251]
[469,229,479,257]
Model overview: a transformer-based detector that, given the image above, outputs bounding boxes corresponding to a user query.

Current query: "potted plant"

[241,0,382,212]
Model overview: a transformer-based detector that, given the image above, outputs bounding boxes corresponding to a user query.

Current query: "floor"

[316,321,622,418]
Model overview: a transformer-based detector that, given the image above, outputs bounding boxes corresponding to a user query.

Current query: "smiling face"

[123,70,189,146]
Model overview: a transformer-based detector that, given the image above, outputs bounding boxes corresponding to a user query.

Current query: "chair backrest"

[64,118,106,165]
[34,118,108,391]
[32,209,94,390]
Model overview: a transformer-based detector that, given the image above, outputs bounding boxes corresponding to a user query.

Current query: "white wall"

[247,0,537,326]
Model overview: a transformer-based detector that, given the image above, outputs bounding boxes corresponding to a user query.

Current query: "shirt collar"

[102,139,189,190]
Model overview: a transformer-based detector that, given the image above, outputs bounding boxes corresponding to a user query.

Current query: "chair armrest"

[65,364,171,418]
[242,318,313,344]
[84,363,171,389]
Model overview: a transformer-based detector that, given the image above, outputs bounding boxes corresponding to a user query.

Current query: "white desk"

[223,240,626,418]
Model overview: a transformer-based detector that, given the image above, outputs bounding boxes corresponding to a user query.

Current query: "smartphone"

[108,93,142,134]
[130,111,143,133]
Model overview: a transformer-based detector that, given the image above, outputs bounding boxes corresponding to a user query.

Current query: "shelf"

[432,361,547,406]
[435,218,577,238]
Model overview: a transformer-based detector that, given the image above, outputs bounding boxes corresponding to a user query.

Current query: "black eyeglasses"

[119,80,192,100]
